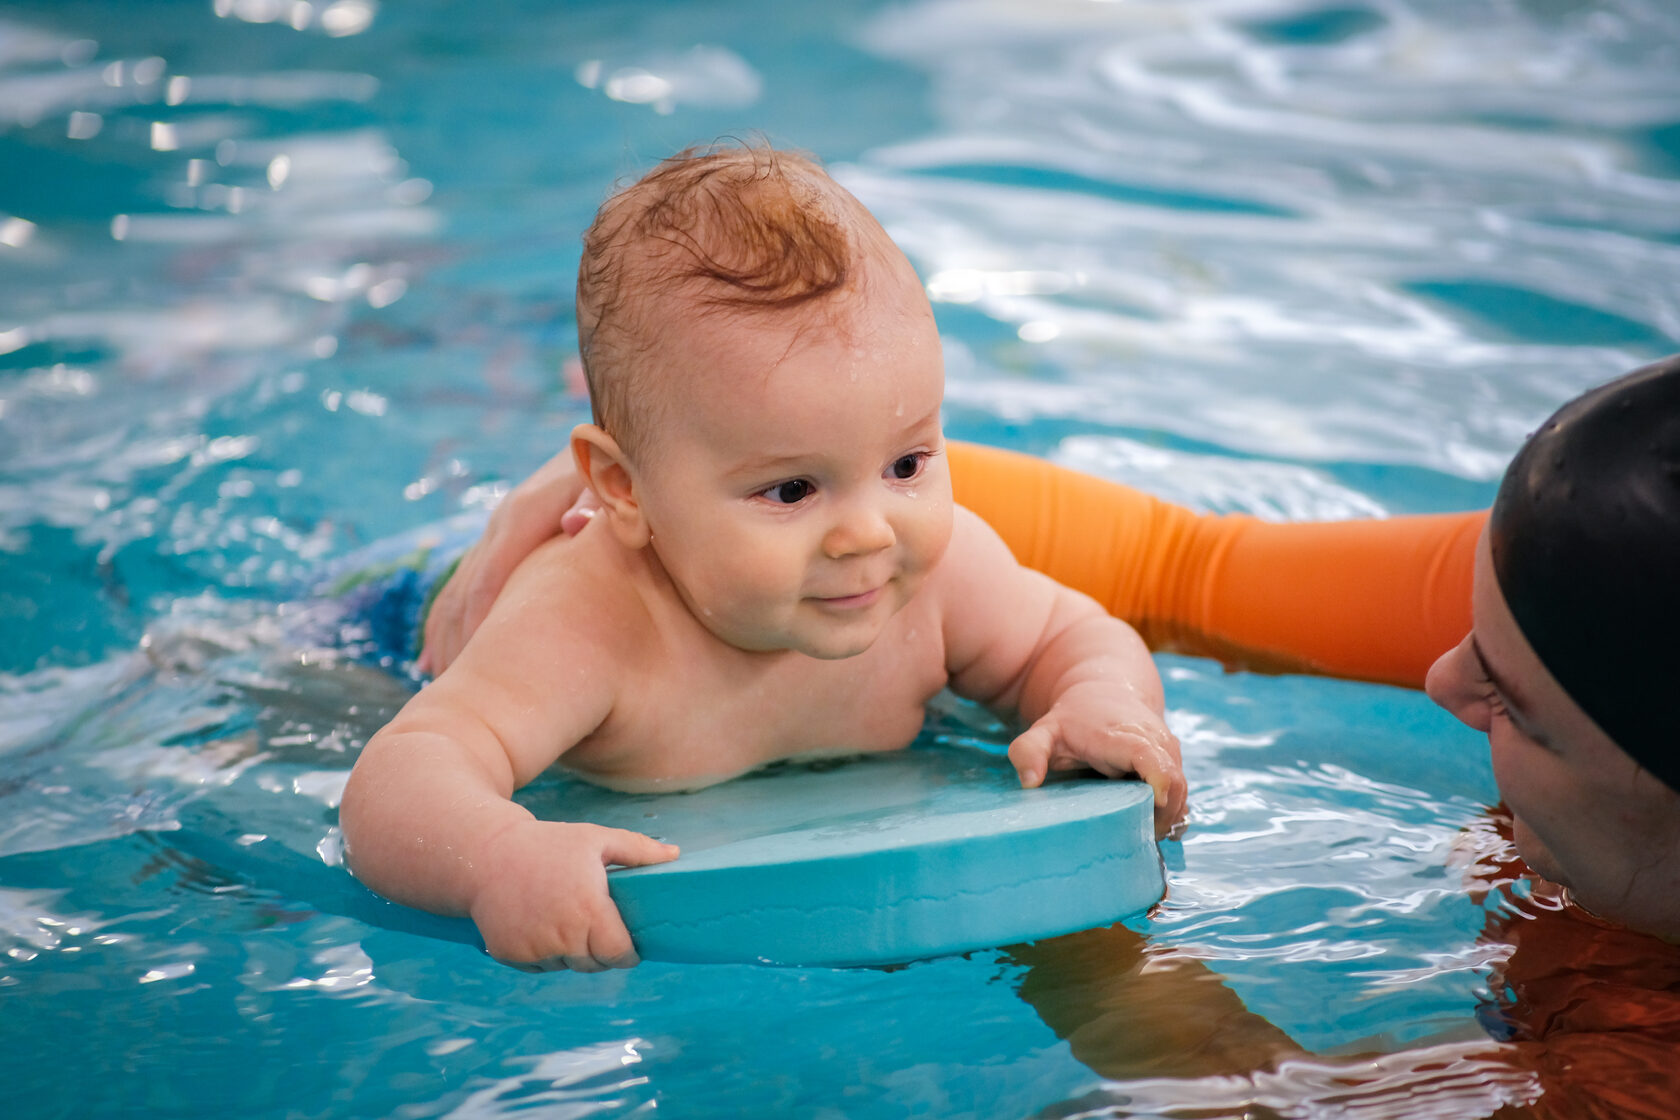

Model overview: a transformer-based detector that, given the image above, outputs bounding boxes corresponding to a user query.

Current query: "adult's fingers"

[558,487,602,536]
[418,547,474,673]
[418,513,551,672]
[419,451,585,673]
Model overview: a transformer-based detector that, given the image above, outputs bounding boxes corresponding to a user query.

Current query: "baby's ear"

[571,424,651,549]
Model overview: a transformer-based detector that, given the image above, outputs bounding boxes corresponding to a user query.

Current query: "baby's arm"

[340,551,676,971]
[939,507,1187,838]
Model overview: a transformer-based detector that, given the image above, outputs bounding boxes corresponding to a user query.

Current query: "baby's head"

[570,143,952,660]
[575,142,919,458]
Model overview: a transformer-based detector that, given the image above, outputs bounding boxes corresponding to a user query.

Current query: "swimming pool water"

[3,1,1679,1116]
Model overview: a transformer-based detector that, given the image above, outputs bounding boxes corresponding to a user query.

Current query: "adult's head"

[1427,355,1680,936]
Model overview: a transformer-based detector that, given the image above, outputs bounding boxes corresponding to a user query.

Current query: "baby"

[339,144,1185,972]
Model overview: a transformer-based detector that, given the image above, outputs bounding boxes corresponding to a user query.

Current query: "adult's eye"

[763,479,813,504]
[890,454,924,480]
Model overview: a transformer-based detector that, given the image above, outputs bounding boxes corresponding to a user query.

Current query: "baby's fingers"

[574,830,675,970]
[493,920,637,973]
[598,828,679,870]
[1145,746,1189,841]
[1108,722,1187,840]
[1007,723,1056,788]
[1091,724,1187,840]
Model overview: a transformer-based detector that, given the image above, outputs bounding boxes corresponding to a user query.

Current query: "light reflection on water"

[2,0,1678,1117]
[856,0,1680,480]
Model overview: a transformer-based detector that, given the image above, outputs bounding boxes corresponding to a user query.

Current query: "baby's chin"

[788,630,884,661]
[705,619,884,661]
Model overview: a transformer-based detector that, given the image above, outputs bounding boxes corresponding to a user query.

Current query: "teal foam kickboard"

[518,744,1165,967]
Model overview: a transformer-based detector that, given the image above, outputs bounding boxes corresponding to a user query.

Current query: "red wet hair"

[576,142,863,454]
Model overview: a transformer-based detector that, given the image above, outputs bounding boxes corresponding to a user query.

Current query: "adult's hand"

[417,449,597,674]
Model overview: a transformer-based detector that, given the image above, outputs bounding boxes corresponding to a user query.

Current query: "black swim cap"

[1489,354,1680,793]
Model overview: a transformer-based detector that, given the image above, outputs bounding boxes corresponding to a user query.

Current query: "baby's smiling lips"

[812,587,883,610]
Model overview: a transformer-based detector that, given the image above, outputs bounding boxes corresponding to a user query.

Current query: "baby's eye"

[889,453,925,481]
[761,479,814,505]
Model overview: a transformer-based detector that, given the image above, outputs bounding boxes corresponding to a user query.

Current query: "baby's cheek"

[906,522,951,577]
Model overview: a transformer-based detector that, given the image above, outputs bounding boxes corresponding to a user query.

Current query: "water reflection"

[576,45,763,115]
[214,0,379,39]
[853,0,1680,478]
[1015,809,1680,1120]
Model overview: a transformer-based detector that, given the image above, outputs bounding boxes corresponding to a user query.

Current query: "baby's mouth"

[812,587,883,609]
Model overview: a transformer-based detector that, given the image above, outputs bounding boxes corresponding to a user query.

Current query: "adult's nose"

[1423,633,1494,734]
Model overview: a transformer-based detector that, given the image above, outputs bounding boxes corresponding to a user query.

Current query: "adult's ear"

[571,424,651,548]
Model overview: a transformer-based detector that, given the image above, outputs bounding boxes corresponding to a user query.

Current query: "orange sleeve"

[946,441,1484,690]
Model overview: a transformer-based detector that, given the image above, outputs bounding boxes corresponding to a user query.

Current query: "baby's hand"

[1008,682,1187,839]
[467,818,678,972]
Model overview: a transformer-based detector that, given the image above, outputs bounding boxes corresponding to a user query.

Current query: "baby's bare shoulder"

[487,529,659,660]
[927,504,1041,601]
[930,503,1062,675]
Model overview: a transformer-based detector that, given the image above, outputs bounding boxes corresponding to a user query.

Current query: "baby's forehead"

[581,147,929,384]
[635,276,864,367]
[625,221,908,337]
[618,167,866,266]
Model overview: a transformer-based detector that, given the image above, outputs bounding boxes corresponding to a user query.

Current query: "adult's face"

[1426,530,1680,937]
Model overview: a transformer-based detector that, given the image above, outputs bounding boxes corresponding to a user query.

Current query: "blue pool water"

[3,1,1679,1116]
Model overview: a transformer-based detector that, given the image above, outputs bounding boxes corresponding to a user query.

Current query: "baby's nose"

[821,503,894,559]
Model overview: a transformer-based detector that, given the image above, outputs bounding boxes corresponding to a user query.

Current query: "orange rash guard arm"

[946,441,1484,690]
